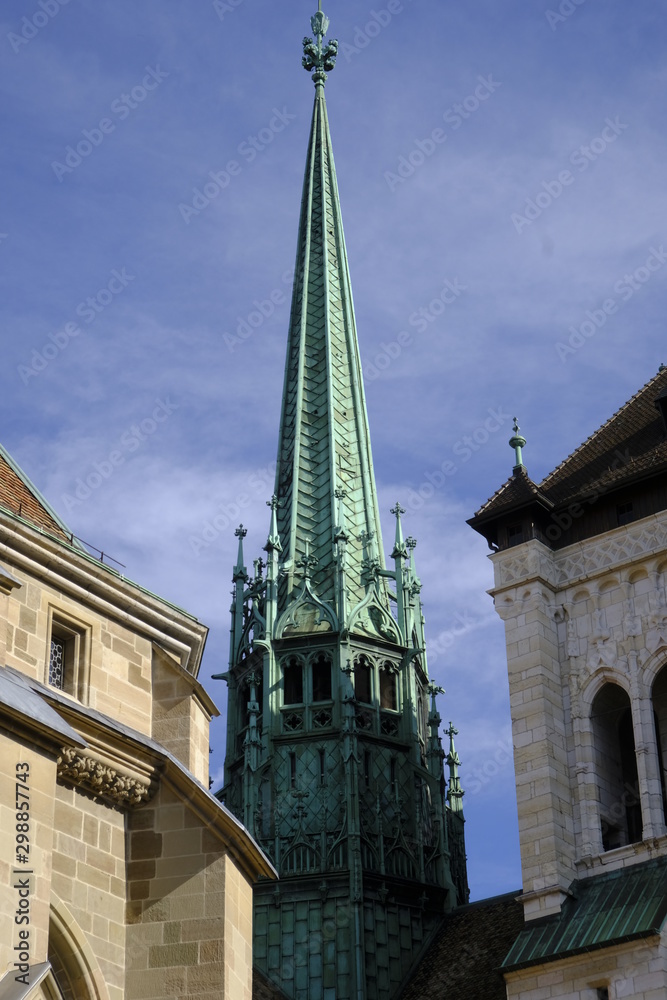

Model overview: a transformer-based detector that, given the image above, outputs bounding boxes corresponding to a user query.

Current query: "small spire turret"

[509,417,527,471]
[265,494,283,553]
[233,523,248,581]
[445,722,464,815]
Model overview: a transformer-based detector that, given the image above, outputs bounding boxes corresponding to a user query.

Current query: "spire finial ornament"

[297,538,319,580]
[391,502,408,561]
[302,3,338,86]
[265,495,283,553]
[509,417,527,471]
[233,524,248,580]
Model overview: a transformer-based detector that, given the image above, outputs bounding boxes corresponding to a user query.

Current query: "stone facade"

[491,516,667,923]
[472,370,667,998]
[504,934,667,1000]
[0,464,275,998]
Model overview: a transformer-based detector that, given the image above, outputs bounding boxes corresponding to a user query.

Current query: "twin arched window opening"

[354,654,398,711]
[283,654,332,706]
[591,666,667,852]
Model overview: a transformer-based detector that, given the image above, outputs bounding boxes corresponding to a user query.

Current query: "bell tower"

[218,8,468,998]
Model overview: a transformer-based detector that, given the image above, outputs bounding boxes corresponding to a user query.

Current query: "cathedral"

[216,6,468,1000]
[2,5,667,999]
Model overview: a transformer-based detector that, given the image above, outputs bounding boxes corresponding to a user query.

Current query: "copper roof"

[503,856,667,970]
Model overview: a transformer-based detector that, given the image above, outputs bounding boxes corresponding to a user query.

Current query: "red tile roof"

[0,448,70,542]
[400,892,524,1000]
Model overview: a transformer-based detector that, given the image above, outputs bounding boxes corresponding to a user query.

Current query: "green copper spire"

[270,12,392,639]
[510,416,527,470]
[220,10,468,997]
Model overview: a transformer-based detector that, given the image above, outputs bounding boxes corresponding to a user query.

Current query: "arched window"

[380,662,397,711]
[651,664,667,823]
[354,655,372,703]
[591,683,642,851]
[312,654,332,701]
[284,657,304,705]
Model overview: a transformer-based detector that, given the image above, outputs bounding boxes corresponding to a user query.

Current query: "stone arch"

[650,661,667,825]
[48,897,109,1000]
[581,666,631,710]
[589,681,642,851]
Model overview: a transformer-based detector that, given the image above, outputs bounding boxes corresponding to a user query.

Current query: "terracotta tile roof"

[538,367,667,504]
[399,892,524,1000]
[471,368,667,526]
[472,467,552,522]
[0,445,71,542]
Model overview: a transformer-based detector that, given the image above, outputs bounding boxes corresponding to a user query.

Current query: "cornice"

[0,515,207,675]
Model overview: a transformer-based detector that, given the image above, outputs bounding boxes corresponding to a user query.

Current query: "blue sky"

[2,0,666,900]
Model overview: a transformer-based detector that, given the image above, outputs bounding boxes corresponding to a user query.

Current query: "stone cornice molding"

[492,513,667,595]
[0,516,207,675]
[56,746,155,808]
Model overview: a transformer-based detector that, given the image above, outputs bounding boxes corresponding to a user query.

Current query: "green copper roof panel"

[503,857,667,971]
[273,66,387,618]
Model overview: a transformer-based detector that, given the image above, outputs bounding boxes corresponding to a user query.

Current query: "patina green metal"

[509,417,527,470]
[503,856,667,971]
[219,7,467,998]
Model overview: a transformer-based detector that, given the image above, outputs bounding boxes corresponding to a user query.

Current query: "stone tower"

[218,7,468,999]
[469,378,667,999]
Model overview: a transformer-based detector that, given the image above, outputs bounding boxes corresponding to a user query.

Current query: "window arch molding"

[638,648,667,698]
[579,667,632,714]
[48,896,108,1000]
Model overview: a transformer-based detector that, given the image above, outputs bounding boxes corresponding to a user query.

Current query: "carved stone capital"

[57,746,154,808]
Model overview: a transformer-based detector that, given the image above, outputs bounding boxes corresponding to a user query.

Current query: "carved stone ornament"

[646,611,667,653]
[586,636,617,672]
[566,619,579,658]
[57,746,154,808]
[623,608,642,638]
[555,520,667,587]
